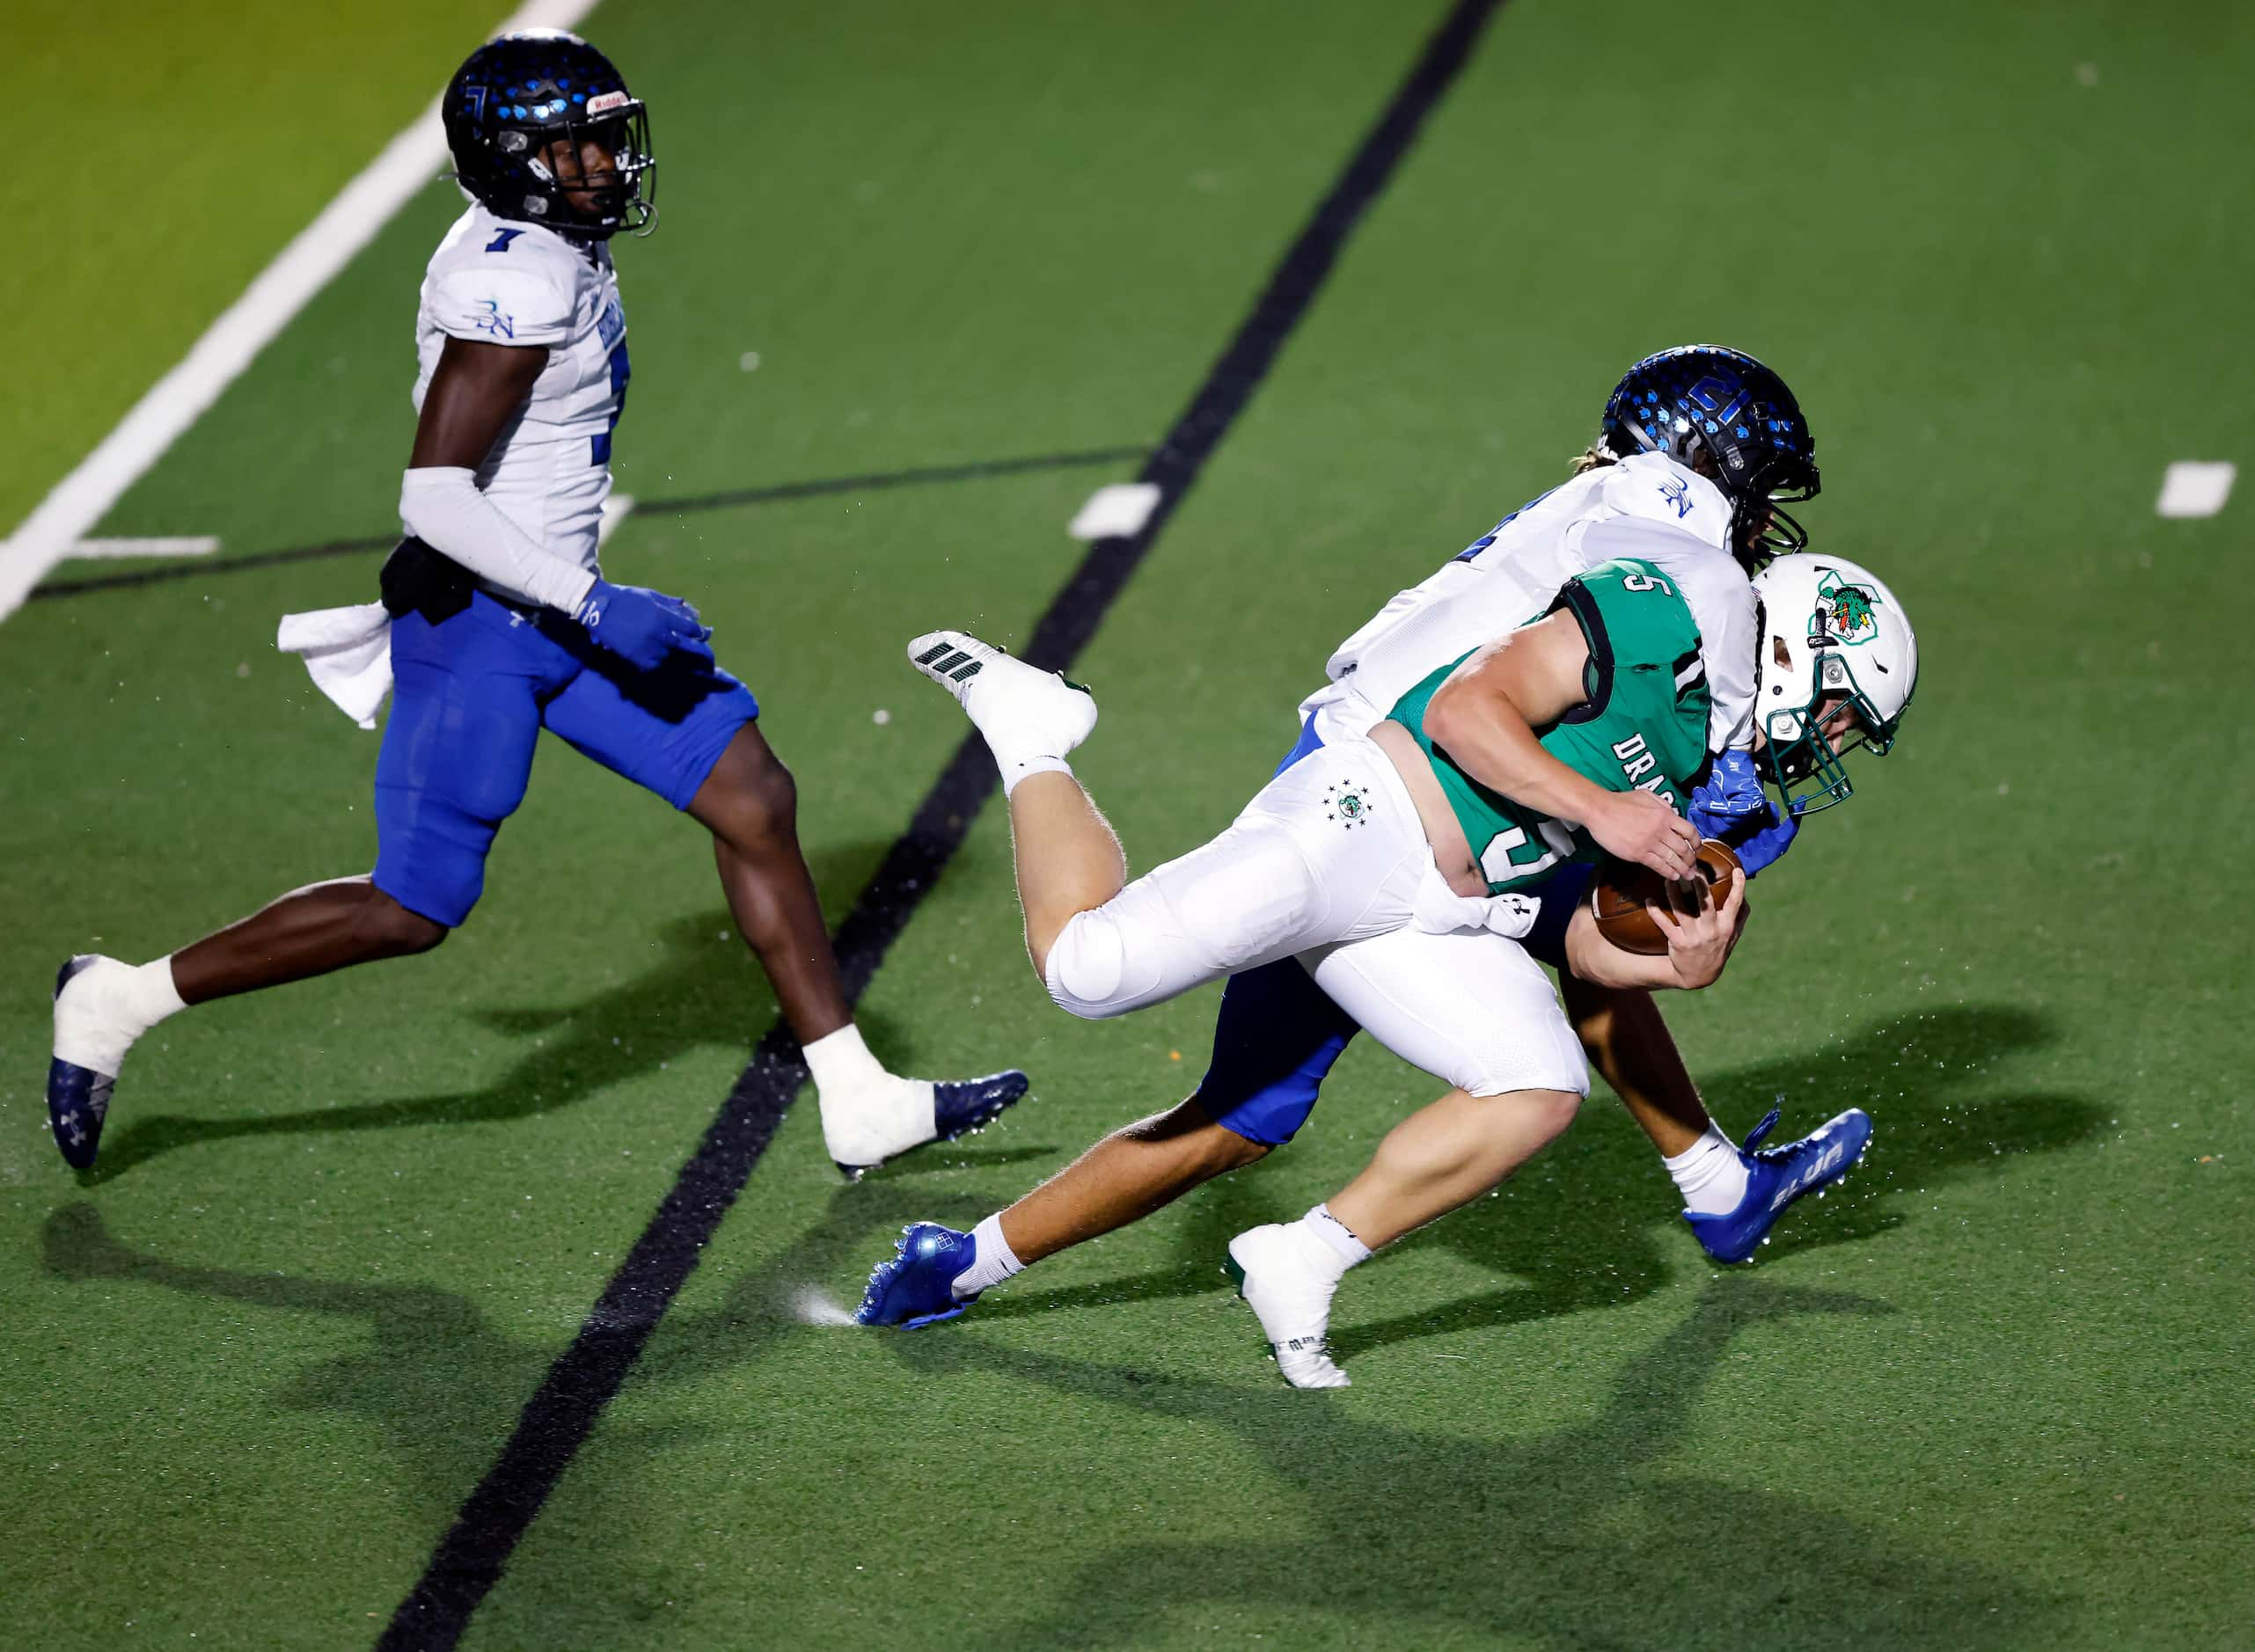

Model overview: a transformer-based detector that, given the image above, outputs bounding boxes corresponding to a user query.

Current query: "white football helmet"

[1747,553,1918,812]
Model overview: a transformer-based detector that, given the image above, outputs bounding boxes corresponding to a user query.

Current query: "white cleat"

[1225,1224,1351,1390]
[905,631,1097,783]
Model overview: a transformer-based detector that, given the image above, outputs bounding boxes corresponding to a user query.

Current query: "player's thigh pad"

[1306,925,1589,1098]
[1043,815,1321,1019]
[538,618,761,810]
[1196,959,1361,1146]
[373,599,571,927]
[1043,737,1430,1019]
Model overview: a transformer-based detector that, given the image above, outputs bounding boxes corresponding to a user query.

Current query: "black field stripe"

[377,4,1503,1646]
[26,446,1147,601]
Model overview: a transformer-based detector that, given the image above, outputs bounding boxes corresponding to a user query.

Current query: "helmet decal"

[1813,567,1882,647]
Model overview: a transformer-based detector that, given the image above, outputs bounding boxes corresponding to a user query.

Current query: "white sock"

[1295,1204,1372,1283]
[998,754,1073,798]
[1666,1124,1752,1217]
[951,1212,1024,1298]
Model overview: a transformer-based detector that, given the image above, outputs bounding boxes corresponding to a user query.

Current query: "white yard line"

[2156,461,2236,519]
[0,0,601,625]
[1068,481,1162,541]
[62,537,222,559]
[597,493,636,548]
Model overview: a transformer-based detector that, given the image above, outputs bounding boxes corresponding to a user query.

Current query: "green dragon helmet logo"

[1815,568,1882,646]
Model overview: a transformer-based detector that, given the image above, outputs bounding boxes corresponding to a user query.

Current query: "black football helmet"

[1600,345,1819,563]
[442,31,655,238]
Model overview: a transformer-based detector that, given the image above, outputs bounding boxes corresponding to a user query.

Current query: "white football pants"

[1043,735,1536,1021]
[1304,924,1590,1099]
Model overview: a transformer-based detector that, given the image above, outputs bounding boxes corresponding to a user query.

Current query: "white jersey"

[1301,451,1760,754]
[409,204,629,580]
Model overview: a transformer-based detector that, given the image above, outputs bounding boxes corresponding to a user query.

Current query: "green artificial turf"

[4,0,2251,1648]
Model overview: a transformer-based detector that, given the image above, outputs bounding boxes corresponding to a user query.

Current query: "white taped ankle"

[803,1024,889,1099]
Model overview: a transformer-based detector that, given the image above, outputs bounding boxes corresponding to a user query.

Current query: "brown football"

[1590,839,1743,956]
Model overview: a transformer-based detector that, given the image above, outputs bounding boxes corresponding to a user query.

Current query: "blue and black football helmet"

[1600,346,1819,563]
[443,31,655,238]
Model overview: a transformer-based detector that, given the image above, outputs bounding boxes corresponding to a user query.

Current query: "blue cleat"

[856,1222,979,1327]
[831,1068,1030,1181]
[48,957,115,1172]
[933,1069,1028,1141]
[1684,1106,1874,1265]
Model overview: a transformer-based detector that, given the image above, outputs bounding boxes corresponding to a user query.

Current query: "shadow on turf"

[893,1278,2062,1648]
[35,1007,2088,1641]
[39,1174,986,1535]
[72,835,1024,1185]
[970,1003,2105,1363]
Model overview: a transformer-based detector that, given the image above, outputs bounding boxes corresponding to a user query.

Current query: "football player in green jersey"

[879,552,1914,1378]
[905,557,1723,1032]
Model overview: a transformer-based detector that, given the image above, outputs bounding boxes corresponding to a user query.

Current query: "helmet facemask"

[501,99,656,237]
[1755,647,1894,814]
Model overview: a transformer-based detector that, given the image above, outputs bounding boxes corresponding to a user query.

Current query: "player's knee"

[359,882,450,955]
[1041,910,1132,1020]
[1126,1098,1271,1173]
[710,749,800,855]
[1199,1120,1270,1173]
[1490,1085,1583,1147]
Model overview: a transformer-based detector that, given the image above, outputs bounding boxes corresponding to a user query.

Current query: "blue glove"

[574,578,713,671]
[1688,749,1801,878]
[1688,750,1766,838]
[1728,800,1801,878]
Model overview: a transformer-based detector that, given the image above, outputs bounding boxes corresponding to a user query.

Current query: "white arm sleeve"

[399,466,597,614]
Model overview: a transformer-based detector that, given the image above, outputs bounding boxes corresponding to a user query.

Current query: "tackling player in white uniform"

[45,30,1026,1181]
[860,349,1919,1388]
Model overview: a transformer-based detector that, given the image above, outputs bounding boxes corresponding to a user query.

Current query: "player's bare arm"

[407,335,548,469]
[1420,610,1701,882]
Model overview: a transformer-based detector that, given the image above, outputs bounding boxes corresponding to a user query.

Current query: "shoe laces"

[1739,1106,1783,1156]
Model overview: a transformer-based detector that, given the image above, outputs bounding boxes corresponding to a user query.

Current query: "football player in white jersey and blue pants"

[860,350,1915,1385]
[46,32,1024,1179]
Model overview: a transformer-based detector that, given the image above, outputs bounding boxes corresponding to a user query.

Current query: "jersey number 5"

[1480,818,1578,887]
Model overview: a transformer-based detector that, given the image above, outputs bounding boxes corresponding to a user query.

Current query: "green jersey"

[1387,558,1711,895]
